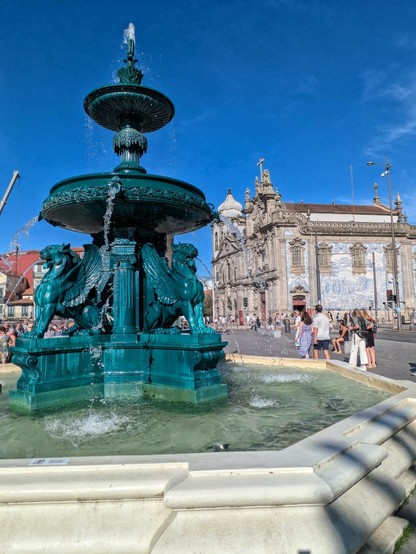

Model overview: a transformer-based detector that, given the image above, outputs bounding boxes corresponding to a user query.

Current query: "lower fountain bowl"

[41,171,215,235]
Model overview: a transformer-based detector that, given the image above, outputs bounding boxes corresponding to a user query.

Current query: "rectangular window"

[7,305,14,317]
[292,246,302,267]
[22,305,29,316]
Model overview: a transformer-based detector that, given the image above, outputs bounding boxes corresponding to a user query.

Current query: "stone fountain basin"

[1,355,416,553]
[41,172,215,235]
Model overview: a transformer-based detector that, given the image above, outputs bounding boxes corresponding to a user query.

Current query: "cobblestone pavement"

[222,326,416,553]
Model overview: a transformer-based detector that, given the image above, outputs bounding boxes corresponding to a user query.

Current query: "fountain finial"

[117,23,143,85]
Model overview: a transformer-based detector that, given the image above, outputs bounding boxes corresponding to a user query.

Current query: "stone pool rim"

[1,355,415,553]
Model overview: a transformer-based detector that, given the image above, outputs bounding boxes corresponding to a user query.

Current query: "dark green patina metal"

[10,27,227,412]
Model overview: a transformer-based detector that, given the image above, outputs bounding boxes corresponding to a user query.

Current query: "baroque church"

[211,167,416,324]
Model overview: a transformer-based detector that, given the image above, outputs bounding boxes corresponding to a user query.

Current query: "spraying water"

[9,216,39,253]
[103,180,121,250]
[123,22,135,44]
[219,215,252,275]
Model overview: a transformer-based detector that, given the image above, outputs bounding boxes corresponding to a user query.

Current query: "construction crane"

[0,170,20,216]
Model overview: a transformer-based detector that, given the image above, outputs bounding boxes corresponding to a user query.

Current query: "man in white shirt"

[312,305,331,360]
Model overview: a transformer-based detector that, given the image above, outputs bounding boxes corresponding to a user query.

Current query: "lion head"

[40,244,79,270]
[171,243,199,273]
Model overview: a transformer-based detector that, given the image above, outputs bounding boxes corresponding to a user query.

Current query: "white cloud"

[362,70,416,156]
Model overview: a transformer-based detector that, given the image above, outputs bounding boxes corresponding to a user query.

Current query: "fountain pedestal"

[10,333,226,412]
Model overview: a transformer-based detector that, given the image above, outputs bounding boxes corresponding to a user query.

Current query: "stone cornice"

[298,222,416,238]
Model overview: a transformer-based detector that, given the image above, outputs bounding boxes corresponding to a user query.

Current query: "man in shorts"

[312,305,331,360]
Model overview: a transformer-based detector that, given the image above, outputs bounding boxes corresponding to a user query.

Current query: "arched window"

[289,238,306,274]
[350,243,367,273]
[318,243,332,272]
[384,243,399,273]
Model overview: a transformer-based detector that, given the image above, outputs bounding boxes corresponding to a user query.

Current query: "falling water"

[9,216,39,253]
[219,215,252,274]
[103,182,120,250]
[2,260,40,317]
[197,256,244,360]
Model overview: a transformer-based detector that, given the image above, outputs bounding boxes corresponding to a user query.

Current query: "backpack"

[356,317,368,339]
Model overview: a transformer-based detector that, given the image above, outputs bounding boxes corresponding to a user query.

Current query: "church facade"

[211,169,416,324]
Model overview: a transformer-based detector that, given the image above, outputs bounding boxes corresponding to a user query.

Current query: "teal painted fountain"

[9,26,227,412]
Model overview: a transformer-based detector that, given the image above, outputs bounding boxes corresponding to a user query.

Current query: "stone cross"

[373,182,380,204]
[257,158,265,181]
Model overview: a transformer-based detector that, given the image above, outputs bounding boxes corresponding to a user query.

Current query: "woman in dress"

[0,326,10,364]
[297,311,313,359]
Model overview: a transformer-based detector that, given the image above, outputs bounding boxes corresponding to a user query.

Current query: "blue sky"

[1,0,416,274]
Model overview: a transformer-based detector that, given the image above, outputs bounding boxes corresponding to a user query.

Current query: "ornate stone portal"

[10,26,227,411]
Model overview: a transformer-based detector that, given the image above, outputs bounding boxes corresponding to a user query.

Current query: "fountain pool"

[0,359,390,459]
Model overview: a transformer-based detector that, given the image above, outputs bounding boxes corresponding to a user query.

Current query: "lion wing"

[141,243,178,305]
[62,244,102,307]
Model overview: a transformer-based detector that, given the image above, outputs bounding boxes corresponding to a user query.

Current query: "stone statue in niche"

[141,242,214,334]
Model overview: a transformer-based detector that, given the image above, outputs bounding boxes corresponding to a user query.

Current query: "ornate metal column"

[111,238,138,334]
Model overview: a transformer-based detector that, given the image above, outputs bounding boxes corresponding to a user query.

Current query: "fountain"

[2,25,416,553]
[9,24,227,412]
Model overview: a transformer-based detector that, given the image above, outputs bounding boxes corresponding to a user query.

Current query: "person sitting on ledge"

[332,319,349,353]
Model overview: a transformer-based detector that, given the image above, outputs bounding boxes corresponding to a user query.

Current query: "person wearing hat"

[312,305,331,360]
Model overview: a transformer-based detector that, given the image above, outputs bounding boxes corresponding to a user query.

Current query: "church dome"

[218,189,243,218]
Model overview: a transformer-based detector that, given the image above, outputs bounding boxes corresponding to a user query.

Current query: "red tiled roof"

[6,298,33,306]
[285,203,391,215]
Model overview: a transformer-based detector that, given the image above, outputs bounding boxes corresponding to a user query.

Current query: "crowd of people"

[293,306,377,370]
[0,320,32,364]
[0,308,379,372]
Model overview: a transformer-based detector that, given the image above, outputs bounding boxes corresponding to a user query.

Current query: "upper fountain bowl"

[84,84,174,133]
[41,171,216,237]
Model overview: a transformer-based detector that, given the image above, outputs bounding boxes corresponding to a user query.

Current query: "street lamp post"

[367,161,401,330]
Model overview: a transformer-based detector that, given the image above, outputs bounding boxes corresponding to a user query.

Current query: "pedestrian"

[312,305,331,360]
[294,310,302,347]
[332,319,349,353]
[361,309,377,368]
[297,311,313,358]
[0,326,10,364]
[348,308,369,370]
[256,315,261,330]
[7,328,17,348]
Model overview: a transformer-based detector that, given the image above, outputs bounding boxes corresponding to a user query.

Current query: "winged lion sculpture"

[31,243,104,338]
[141,243,215,334]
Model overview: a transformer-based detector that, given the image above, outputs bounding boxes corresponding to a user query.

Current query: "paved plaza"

[223,325,416,382]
